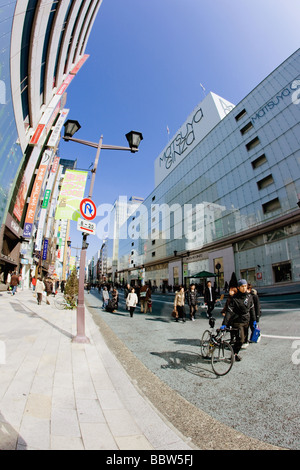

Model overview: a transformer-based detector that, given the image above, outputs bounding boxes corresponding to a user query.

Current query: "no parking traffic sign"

[80,198,97,221]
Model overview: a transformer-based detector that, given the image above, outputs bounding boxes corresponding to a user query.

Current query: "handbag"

[250,323,261,343]
[171,309,178,318]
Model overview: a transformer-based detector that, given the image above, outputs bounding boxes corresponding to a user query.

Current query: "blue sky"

[60,0,300,258]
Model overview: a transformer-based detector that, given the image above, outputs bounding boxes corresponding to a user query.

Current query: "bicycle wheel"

[211,341,234,376]
[54,297,67,310]
[201,330,212,358]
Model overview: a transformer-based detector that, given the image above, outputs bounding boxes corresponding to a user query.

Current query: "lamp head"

[125,131,143,153]
[63,120,81,139]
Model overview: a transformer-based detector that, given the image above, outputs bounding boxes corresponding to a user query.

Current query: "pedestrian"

[44,276,53,305]
[174,285,186,322]
[221,286,237,316]
[61,280,65,293]
[139,283,151,313]
[102,286,109,310]
[10,271,19,295]
[244,282,262,346]
[112,287,119,310]
[204,280,217,318]
[187,283,198,321]
[221,279,255,361]
[31,276,36,291]
[124,283,131,310]
[36,277,45,305]
[6,271,11,291]
[126,287,138,317]
[52,278,56,296]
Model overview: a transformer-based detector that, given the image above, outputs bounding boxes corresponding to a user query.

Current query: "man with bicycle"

[221,279,255,361]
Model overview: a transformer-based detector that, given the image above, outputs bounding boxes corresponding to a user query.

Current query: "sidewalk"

[0,289,195,450]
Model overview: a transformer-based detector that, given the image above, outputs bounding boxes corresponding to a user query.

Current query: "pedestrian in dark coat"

[244,283,261,345]
[187,284,198,321]
[10,271,19,295]
[222,279,255,361]
[44,277,53,305]
[204,280,217,318]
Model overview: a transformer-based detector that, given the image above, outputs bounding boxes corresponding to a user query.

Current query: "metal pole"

[72,135,103,344]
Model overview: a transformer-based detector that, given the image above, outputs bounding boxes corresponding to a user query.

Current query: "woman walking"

[126,287,138,317]
[174,285,186,322]
[36,277,45,305]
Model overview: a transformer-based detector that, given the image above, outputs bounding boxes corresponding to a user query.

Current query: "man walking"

[139,283,151,313]
[204,280,217,318]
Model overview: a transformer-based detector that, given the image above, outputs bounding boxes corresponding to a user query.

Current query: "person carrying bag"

[173,286,186,323]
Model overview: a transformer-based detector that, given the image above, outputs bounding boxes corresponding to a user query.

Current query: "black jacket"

[223,291,255,326]
[250,290,261,322]
[187,289,198,305]
[204,286,217,304]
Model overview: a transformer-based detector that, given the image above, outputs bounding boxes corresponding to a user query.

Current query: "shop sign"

[42,240,48,260]
[42,189,51,208]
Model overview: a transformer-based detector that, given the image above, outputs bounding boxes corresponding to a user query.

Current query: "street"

[86,289,300,450]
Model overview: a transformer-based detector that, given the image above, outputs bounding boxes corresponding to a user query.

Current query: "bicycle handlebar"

[216,327,237,333]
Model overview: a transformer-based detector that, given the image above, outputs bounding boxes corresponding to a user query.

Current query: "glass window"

[251,154,267,169]
[273,262,292,283]
[246,136,260,151]
[235,109,247,121]
[257,174,274,190]
[262,198,281,214]
[240,122,253,135]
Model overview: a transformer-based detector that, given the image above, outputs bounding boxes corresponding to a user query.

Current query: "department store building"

[117,49,300,289]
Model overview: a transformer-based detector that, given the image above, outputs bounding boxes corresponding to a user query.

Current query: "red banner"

[23,150,52,238]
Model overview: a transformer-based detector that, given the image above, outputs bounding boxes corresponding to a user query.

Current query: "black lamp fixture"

[125,130,143,153]
[63,119,81,139]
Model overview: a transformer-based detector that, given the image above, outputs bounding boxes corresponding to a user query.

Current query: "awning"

[187,270,217,278]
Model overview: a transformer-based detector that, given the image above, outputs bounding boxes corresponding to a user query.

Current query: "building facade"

[0,0,102,286]
[117,49,300,289]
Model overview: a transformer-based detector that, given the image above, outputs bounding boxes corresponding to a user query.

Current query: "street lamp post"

[215,262,221,295]
[63,120,143,343]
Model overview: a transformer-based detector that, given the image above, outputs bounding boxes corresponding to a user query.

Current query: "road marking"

[260,308,298,312]
[261,334,300,340]
[261,297,300,302]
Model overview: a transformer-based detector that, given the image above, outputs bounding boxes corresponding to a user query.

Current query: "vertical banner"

[35,209,47,251]
[55,170,88,221]
[47,109,69,148]
[13,146,40,221]
[42,239,49,260]
[35,156,60,250]
[23,150,52,238]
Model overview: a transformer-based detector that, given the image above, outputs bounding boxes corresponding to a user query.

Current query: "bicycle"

[200,317,235,376]
[54,295,77,310]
